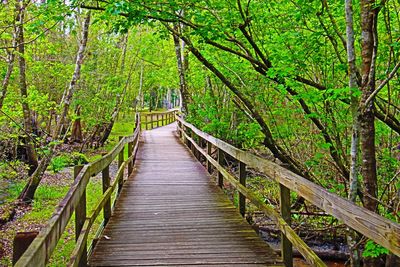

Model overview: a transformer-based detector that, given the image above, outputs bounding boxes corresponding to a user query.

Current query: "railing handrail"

[14,113,148,267]
[142,109,178,130]
[176,115,400,263]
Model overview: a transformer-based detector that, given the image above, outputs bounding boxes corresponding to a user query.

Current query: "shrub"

[49,155,71,173]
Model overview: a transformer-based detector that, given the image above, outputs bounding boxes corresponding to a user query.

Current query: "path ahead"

[89,123,283,266]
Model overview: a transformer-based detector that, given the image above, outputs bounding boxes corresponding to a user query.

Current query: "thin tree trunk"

[0,41,16,110]
[70,106,83,142]
[16,0,38,175]
[173,23,189,114]
[345,0,361,265]
[139,61,144,109]
[360,1,380,265]
[53,12,91,139]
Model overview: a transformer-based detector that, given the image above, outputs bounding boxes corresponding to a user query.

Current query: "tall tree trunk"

[53,12,91,139]
[139,61,144,109]
[173,23,190,114]
[70,106,83,143]
[16,0,38,175]
[345,0,361,265]
[359,1,379,266]
[0,25,16,110]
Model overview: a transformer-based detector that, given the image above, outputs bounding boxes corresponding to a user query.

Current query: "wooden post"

[157,114,160,127]
[128,141,133,175]
[217,148,224,188]
[206,142,212,174]
[150,114,153,130]
[12,231,38,265]
[280,184,293,267]
[102,164,111,224]
[190,130,196,156]
[118,136,124,194]
[239,161,246,217]
[186,128,191,147]
[74,165,86,267]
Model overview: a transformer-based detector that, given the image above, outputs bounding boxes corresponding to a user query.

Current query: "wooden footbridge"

[14,111,400,267]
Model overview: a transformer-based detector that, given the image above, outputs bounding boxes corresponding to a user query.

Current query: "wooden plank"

[89,124,282,266]
[176,116,400,257]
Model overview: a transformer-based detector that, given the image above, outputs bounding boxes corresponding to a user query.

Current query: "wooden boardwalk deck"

[89,123,283,266]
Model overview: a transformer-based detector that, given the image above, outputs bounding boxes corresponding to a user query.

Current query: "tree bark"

[53,12,91,139]
[139,61,144,109]
[70,106,83,143]
[173,23,190,114]
[359,1,379,266]
[16,0,38,175]
[345,0,361,265]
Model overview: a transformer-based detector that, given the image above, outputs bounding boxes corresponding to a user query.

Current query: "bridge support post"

[128,141,133,175]
[150,114,153,130]
[217,148,224,188]
[280,184,293,267]
[157,114,160,127]
[74,165,87,267]
[118,136,124,194]
[207,142,212,174]
[102,164,111,224]
[239,162,246,217]
[190,130,196,157]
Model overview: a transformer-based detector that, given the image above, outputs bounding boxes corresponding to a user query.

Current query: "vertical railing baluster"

[118,136,124,194]
[102,164,111,223]
[74,165,86,267]
[280,184,293,267]
[207,142,212,174]
[217,148,224,188]
[128,141,133,175]
[239,162,246,217]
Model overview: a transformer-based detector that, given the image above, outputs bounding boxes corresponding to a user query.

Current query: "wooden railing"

[142,110,177,130]
[14,114,143,267]
[176,115,400,267]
